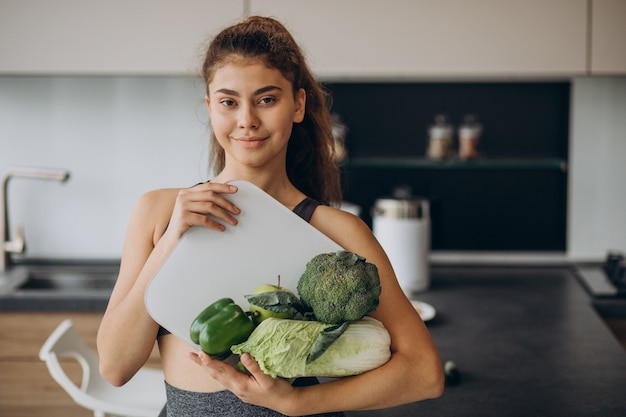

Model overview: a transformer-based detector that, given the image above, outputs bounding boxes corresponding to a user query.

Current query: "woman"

[97,16,444,416]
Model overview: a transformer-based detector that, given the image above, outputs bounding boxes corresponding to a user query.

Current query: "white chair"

[39,319,166,417]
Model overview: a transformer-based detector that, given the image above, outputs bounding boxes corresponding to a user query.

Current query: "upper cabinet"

[1,0,623,77]
[0,0,242,75]
[250,0,588,80]
[590,0,626,75]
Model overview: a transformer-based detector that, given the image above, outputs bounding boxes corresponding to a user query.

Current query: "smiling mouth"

[235,136,268,147]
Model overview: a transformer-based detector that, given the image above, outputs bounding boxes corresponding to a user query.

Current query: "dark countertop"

[2,263,625,415]
[348,266,626,417]
[593,297,626,318]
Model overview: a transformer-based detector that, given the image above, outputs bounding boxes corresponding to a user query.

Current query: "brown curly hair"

[201,16,342,205]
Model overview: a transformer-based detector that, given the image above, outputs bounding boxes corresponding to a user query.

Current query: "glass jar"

[427,114,453,160]
[458,114,482,160]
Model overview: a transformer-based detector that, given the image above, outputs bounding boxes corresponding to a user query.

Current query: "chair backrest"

[39,319,165,417]
[39,319,100,398]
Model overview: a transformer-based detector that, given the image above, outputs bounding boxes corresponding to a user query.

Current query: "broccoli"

[297,251,381,324]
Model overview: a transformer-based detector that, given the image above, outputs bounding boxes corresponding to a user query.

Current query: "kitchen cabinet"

[0,0,242,75]
[590,0,626,74]
[2,0,619,78]
[329,81,570,251]
[250,0,588,79]
[0,312,161,417]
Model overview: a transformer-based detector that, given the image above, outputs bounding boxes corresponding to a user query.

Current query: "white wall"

[1,75,625,261]
[0,76,211,259]
[568,77,626,260]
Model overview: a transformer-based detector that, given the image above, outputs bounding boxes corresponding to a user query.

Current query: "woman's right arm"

[97,183,240,386]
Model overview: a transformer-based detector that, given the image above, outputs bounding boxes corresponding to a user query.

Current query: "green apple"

[248,280,297,324]
[253,283,288,294]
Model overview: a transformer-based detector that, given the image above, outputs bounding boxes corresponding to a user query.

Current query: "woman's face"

[206,60,306,171]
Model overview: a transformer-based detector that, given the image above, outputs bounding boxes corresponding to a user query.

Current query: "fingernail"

[229,185,238,192]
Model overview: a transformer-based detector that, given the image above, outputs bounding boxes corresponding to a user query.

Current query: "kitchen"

[1,0,626,416]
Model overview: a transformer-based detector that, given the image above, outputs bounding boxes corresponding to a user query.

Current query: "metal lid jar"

[427,114,453,160]
[372,197,429,220]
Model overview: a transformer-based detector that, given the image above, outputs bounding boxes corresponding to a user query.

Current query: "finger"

[192,182,238,195]
[187,182,239,200]
[174,188,241,229]
[189,350,232,379]
[169,207,228,233]
[239,353,267,385]
[184,201,240,227]
[191,351,261,397]
[180,186,241,215]
[188,350,202,365]
[194,350,219,366]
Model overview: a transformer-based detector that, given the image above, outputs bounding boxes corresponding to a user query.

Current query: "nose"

[237,103,260,129]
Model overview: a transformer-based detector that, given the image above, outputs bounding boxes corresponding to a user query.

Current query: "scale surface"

[145,180,342,346]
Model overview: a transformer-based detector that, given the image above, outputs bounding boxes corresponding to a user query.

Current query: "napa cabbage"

[230,316,391,379]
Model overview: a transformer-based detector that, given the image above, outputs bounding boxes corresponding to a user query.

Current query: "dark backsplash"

[326,81,570,251]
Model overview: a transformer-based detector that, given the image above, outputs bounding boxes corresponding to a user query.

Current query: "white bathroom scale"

[145,180,343,347]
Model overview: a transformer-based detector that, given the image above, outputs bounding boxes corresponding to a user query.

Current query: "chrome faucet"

[1,167,70,272]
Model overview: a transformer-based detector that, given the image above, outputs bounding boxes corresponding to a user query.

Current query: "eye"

[258,96,276,105]
[219,98,237,107]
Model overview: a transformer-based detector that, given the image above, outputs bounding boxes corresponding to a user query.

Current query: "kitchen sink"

[17,265,118,291]
[0,261,119,295]
[0,261,119,310]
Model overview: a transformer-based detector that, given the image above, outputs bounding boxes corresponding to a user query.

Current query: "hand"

[168,182,241,238]
[188,351,296,413]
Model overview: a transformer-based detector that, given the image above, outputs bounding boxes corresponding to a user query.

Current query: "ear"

[205,95,211,113]
[293,88,306,123]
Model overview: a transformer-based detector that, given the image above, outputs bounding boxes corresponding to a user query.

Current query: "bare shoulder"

[311,205,368,232]
[310,205,380,258]
[133,188,181,217]
[137,187,181,205]
[128,188,183,241]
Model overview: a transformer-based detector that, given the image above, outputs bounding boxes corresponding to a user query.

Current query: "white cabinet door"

[249,0,588,79]
[0,0,243,75]
[590,0,626,74]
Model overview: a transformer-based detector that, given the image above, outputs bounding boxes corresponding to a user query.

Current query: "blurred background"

[0,0,624,261]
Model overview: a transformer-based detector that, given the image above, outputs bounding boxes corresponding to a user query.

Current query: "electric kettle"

[372,194,431,295]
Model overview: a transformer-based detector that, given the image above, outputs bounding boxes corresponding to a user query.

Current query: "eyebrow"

[213,85,283,96]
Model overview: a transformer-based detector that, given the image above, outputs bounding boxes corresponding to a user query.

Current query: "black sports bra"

[156,196,321,338]
[292,197,321,223]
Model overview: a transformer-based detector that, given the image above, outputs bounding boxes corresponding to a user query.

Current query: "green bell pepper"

[189,297,255,360]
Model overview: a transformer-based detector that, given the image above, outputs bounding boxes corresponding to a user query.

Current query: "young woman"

[97,16,444,417]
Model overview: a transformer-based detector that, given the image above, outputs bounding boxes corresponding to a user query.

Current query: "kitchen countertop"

[2,264,625,415]
[347,266,626,417]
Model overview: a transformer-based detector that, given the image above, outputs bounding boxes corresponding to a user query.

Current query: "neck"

[213,168,303,208]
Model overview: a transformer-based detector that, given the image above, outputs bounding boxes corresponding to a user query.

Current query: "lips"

[234,136,269,147]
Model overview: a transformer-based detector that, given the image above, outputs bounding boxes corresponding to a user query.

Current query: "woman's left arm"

[189,209,444,415]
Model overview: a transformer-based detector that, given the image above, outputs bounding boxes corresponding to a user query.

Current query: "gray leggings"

[163,380,345,417]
